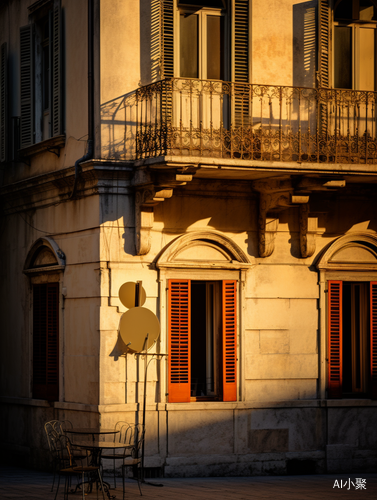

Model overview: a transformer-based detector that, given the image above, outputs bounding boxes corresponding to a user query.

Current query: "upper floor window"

[20,0,63,149]
[159,1,248,83]
[176,1,226,80]
[333,0,377,90]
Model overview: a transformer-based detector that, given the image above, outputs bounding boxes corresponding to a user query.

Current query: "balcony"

[101,78,377,165]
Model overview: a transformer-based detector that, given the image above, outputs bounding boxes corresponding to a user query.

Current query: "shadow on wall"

[100,92,138,161]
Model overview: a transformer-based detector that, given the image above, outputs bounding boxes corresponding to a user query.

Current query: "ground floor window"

[32,282,59,401]
[168,279,237,402]
[328,280,377,398]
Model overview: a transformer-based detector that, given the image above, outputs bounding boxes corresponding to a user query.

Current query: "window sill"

[19,135,66,159]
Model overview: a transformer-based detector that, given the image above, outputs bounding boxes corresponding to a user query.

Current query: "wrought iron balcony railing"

[101,78,377,164]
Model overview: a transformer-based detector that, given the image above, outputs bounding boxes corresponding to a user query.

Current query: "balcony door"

[178,8,225,80]
[173,2,228,150]
[334,0,377,91]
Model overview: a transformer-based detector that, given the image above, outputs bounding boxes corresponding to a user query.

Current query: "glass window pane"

[207,16,224,80]
[180,14,198,78]
[334,26,352,88]
[358,27,375,90]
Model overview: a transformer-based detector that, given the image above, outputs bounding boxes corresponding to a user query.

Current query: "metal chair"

[100,421,130,488]
[121,424,145,499]
[52,433,106,500]
[44,420,64,492]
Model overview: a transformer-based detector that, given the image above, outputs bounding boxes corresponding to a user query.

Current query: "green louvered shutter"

[20,25,34,149]
[52,2,62,137]
[0,42,7,162]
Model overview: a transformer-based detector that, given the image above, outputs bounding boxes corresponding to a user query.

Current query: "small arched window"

[24,237,65,401]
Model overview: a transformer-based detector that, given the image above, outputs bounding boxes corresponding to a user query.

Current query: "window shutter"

[52,2,62,137]
[33,283,59,401]
[370,282,377,399]
[233,0,250,127]
[20,25,34,149]
[233,0,249,83]
[222,280,237,401]
[318,0,330,88]
[328,281,342,398]
[168,280,191,402]
[0,42,8,163]
[162,0,174,78]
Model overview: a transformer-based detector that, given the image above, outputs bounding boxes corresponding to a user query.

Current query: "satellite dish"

[119,307,160,353]
[119,282,146,309]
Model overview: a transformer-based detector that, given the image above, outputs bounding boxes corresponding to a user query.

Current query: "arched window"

[24,237,65,401]
[156,230,254,403]
[333,0,377,90]
[317,233,377,399]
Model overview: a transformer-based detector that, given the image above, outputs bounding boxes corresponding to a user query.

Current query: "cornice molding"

[0,162,134,214]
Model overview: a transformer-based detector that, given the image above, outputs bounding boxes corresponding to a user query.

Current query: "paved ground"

[0,465,376,500]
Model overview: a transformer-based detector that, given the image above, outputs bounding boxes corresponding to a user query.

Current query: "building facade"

[0,0,377,475]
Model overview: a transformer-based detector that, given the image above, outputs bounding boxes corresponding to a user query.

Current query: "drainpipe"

[70,0,94,199]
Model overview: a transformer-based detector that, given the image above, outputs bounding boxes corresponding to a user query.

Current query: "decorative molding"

[156,230,254,269]
[23,236,66,274]
[316,231,377,271]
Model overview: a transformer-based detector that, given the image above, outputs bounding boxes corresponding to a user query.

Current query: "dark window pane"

[334,26,352,89]
[207,16,224,80]
[43,45,49,110]
[178,0,225,8]
[180,14,198,78]
[334,0,353,21]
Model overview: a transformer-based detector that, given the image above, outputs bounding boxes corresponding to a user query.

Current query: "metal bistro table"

[73,441,133,500]
[64,428,121,498]
[65,427,120,442]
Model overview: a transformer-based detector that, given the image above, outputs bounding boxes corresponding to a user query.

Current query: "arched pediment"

[316,232,377,271]
[156,231,254,269]
[24,237,66,275]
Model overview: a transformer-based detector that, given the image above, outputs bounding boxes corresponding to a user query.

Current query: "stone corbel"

[299,204,318,258]
[254,179,310,258]
[135,187,173,255]
[258,193,280,257]
[135,172,194,255]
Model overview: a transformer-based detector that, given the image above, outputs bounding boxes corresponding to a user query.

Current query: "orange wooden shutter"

[328,281,343,398]
[370,282,377,399]
[222,280,237,401]
[168,280,191,402]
